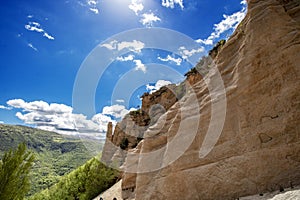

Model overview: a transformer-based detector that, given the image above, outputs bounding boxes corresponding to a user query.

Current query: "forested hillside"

[29,157,119,200]
[0,124,103,196]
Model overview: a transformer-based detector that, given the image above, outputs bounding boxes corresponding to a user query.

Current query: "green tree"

[30,157,118,200]
[0,143,35,200]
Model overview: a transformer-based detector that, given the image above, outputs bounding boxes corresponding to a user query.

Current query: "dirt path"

[93,181,122,200]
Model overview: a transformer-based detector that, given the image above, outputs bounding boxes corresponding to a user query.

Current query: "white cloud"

[102,104,130,119]
[162,0,184,9]
[0,121,4,124]
[25,21,55,41]
[196,0,246,46]
[27,15,33,18]
[28,43,38,51]
[91,113,115,132]
[115,99,125,103]
[116,54,135,62]
[101,40,118,50]
[140,12,161,27]
[115,54,146,73]
[133,59,147,73]
[43,32,55,40]
[129,0,144,15]
[178,46,204,59]
[195,38,214,46]
[158,55,182,66]
[84,0,99,14]
[0,105,12,110]
[241,0,247,5]
[6,99,138,137]
[89,7,99,14]
[87,0,97,6]
[118,40,145,53]
[146,80,172,93]
[101,40,145,53]
[7,99,120,136]
[214,12,245,35]
[25,22,44,33]
[7,99,73,114]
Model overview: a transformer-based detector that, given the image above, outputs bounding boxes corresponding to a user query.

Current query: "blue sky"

[0,0,246,138]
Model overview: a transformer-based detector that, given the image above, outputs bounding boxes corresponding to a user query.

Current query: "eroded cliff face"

[101,85,180,169]
[121,0,300,199]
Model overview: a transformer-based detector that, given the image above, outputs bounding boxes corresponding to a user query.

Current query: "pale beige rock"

[93,180,123,200]
[240,185,300,200]
[122,0,300,199]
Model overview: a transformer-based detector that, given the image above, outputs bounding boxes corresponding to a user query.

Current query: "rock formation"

[102,0,300,199]
[101,84,180,167]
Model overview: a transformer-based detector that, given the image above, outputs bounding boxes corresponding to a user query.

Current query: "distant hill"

[0,124,104,196]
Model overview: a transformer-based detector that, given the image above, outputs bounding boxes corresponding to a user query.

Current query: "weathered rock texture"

[119,0,300,199]
[101,84,181,168]
[141,85,178,115]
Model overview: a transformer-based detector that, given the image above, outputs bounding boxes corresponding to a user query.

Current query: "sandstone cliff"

[101,84,180,168]
[102,0,300,199]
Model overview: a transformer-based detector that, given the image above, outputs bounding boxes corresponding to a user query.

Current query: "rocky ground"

[94,183,300,200]
[241,186,300,200]
[93,181,122,200]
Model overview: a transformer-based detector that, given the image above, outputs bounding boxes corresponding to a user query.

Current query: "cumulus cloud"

[7,99,73,114]
[101,40,145,53]
[0,105,12,110]
[133,59,147,73]
[118,40,145,53]
[25,21,55,40]
[102,104,131,119]
[140,12,161,27]
[115,55,146,73]
[146,80,172,93]
[162,0,184,9]
[28,43,38,51]
[27,15,33,18]
[178,46,204,59]
[129,0,144,15]
[196,0,246,46]
[12,101,79,133]
[158,55,182,66]
[101,40,118,50]
[6,99,136,137]
[6,99,116,136]
[116,54,135,62]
